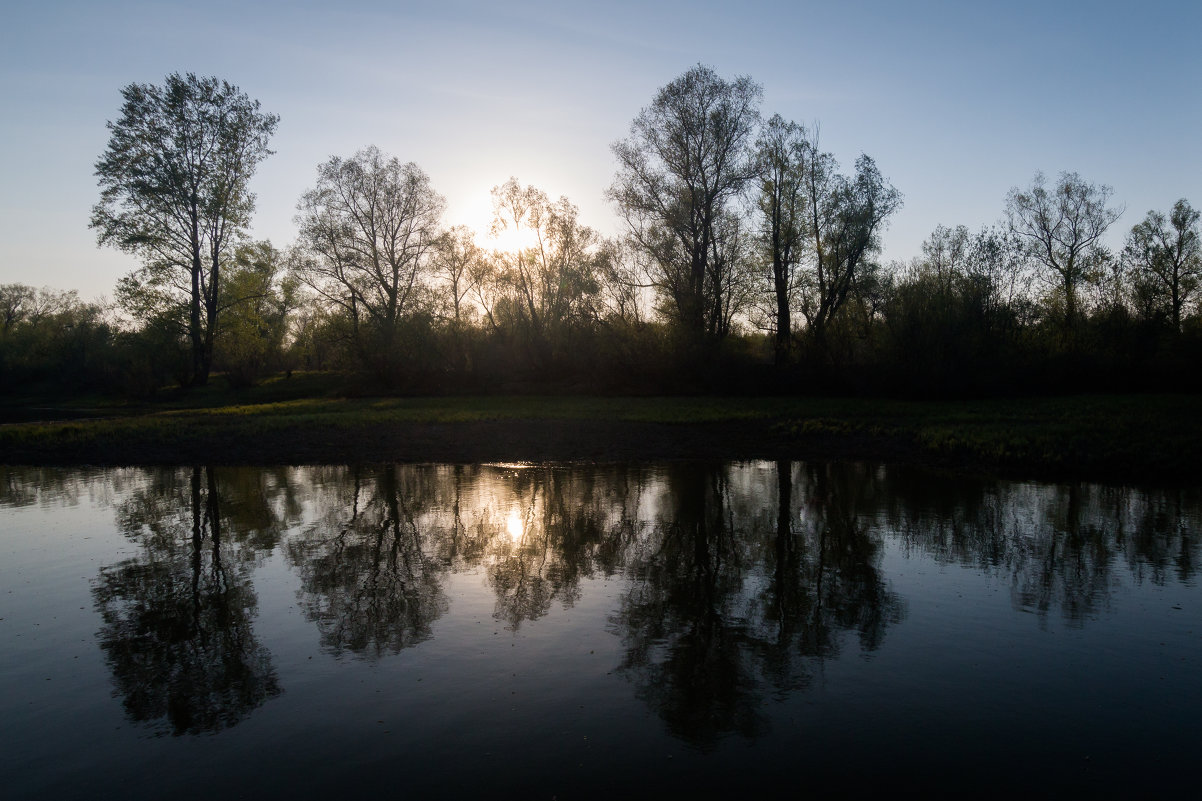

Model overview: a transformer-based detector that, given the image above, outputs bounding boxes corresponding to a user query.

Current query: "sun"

[482,223,540,255]
[459,185,542,254]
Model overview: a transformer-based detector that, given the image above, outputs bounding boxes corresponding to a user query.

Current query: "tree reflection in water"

[92,466,283,735]
[882,472,1202,626]
[285,466,449,658]
[284,464,648,647]
[483,465,644,630]
[67,461,1201,742]
[614,461,905,746]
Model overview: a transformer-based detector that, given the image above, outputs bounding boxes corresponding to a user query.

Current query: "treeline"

[3,67,1200,398]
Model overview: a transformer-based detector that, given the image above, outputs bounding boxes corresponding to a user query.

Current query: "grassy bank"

[1,385,1199,481]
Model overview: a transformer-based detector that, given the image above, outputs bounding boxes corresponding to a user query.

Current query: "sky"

[1,0,1199,301]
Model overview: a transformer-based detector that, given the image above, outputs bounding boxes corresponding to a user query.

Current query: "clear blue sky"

[2,0,1199,300]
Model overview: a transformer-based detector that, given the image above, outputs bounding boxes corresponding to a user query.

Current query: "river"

[1,462,1198,798]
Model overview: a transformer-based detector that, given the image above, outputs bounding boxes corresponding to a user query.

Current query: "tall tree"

[609,65,761,348]
[92,73,278,386]
[294,147,445,369]
[486,178,605,357]
[754,115,809,365]
[1005,171,1123,335]
[1123,199,1201,332]
[798,141,901,356]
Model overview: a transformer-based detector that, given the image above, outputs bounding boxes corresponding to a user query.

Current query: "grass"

[1,378,1199,480]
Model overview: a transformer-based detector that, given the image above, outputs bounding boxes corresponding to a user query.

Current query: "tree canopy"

[92,72,278,385]
[609,64,763,350]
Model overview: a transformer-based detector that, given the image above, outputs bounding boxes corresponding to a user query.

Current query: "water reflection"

[286,466,449,657]
[882,476,1201,624]
[483,465,643,630]
[4,461,1193,741]
[93,467,282,735]
[614,462,905,745]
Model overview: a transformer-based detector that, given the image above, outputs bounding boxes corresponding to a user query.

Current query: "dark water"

[1,462,1199,799]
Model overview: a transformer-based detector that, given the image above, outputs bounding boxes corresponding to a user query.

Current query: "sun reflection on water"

[505,507,525,542]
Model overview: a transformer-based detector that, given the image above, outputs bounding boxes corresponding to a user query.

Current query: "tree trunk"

[190,237,207,386]
[774,254,791,366]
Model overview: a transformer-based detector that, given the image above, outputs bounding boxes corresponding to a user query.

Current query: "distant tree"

[432,225,484,327]
[214,241,296,386]
[294,146,445,375]
[1123,199,1201,332]
[609,65,762,349]
[92,73,278,386]
[486,178,606,356]
[1005,171,1123,336]
[431,225,484,373]
[0,284,118,391]
[0,284,78,335]
[0,284,35,336]
[754,115,810,365]
[797,140,902,357]
[883,224,1030,391]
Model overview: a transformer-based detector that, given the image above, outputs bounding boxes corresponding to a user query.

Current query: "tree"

[432,225,484,327]
[486,178,606,359]
[798,141,902,357]
[609,65,762,348]
[0,285,115,391]
[431,225,484,373]
[294,146,445,375]
[1005,171,1123,335]
[882,224,1030,391]
[92,73,278,386]
[1123,199,1201,332]
[214,241,296,387]
[754,115,810,365]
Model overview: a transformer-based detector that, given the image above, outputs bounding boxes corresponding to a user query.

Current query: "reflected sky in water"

[1,462,1199,799]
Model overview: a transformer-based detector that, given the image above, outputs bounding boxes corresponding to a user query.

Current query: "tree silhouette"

[92,74,278,386]
[1006,171,1123,338]
[294,146,445,382]
[1123,199,1201,332]
[609,65,762,350]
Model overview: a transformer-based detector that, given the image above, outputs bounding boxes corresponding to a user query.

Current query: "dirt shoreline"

[1,416,1188,484]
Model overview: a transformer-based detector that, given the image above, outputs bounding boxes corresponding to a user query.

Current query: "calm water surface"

[1,462,1199,799]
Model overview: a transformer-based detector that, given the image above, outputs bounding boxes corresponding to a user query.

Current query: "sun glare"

[505,508,525,542]
[460,184,543,254]
[483,224,540,254]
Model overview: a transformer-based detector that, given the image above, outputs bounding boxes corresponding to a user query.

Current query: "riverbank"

[2,393,1199,482]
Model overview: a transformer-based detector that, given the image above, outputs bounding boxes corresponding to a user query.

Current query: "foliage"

[1006,171,1123,337]
[0,284,119,391]
[294,146,445,384]
[1122,199,1201,332]
[11,69,1202,404]
[92,73,278,385]
[213,241,297,387]
[609,64,762,350]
